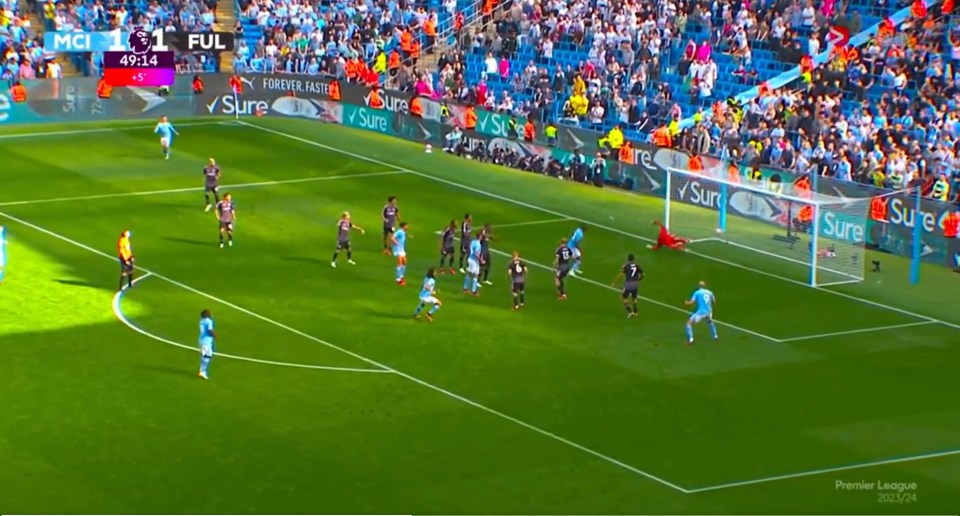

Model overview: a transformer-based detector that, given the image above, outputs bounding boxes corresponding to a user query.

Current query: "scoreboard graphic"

[43,28,235,88]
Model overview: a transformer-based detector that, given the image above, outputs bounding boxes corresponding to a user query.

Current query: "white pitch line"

[777,320,940,343]
[112,273,391,374]
[237,122,960,333]
[493,218,572,229]
[685,448,960,494]
[0,121,223,140]
[0,170,407,208]
[0,209,689,493]
[455,233,780,343]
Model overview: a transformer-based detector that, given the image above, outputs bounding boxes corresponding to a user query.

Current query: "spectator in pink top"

[498,56,510,80]
[696,41,712,63]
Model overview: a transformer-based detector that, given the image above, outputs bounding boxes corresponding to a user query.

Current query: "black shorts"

[622,287,638,299]
[383,222,394,236]
[460,243,470,255]
[556,265,570,279]
[481,252,491,267]
[337,239,351,251]
[205,185,219,193]
[512,282,525,293]
[219,221,234,232]
[441,246,455,256]
[119,257,134,273]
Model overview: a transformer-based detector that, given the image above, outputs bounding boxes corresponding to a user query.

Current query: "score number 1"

[107,29,169,52]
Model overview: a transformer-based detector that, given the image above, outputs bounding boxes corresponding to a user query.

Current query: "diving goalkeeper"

[647,220,689,251]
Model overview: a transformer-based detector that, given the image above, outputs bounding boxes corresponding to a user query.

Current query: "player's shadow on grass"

[163,236,211,247]
[282,256,322,265]
[135,363,197,379]
[363,308,412,320]
[54,278,103,289]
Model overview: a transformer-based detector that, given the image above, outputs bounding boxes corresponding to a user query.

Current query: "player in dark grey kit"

[381,196,400,255]
[203,158,221,212]
[458,213,473,273]
[479,223,493,285]
[507,251,528,310]
[612,253,644,318]
[439,220,457,274]
[331,211,365,268]
[216,193,236,248]
[554,238,573,299]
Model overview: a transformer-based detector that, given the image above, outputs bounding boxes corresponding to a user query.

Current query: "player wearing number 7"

[154,116,179,160]
[684,281,718,345]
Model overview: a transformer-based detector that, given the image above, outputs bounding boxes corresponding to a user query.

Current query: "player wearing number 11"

[684,281,718,345]
[154,116,179,160]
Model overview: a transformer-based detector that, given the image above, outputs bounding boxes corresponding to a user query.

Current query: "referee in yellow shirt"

[118,230,135,291]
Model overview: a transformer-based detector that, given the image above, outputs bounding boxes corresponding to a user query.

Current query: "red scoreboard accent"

[103,67,175,87]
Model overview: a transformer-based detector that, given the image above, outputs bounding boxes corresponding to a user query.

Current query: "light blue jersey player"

[391,222,409,285]
[462,231,483,295]
[0,225,6,284]
[684,281,718,345]
[568,225,585,275]
[198,309,215,379]
[413,268,442,321]
[154,116,179,160]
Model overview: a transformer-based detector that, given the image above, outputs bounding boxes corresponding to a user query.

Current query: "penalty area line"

[236,122,960,333]
[493,218,573,229]
[776,320,940,343]
[459,234,781,343]
[1,209,690,494]
[112,273,391,374]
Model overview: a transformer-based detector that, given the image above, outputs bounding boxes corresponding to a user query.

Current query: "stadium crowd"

[1,0,219,82]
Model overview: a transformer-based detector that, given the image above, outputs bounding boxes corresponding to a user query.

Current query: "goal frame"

[662,165,883,288]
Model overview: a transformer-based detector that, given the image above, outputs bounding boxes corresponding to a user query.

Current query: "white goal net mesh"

[662,161,869,287]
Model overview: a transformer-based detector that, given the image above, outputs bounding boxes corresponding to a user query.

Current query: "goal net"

[662,161,872,287]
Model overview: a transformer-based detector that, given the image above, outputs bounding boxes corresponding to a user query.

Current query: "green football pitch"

[1,117,958,514]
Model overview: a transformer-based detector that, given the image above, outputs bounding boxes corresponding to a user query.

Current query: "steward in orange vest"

[345,58,361,82]
[329,79,341,101]
[410,95,423,117]
[464,105,477,130]
[10,82,27,103]
[97,78,113,99]
[523,120,535,141]
[192,75,204,94]
[652,126,671,147]
[619,141,634,163]
[368,87,384,109]
[228,74,243,94]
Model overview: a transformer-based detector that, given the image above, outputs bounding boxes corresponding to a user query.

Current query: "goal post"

[662,163,876,287]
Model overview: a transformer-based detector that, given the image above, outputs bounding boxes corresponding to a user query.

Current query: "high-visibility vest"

[798,205,814,223]
[400,31,413,52]
[689,155,703,172]
[933,179,951,201]
[389,51,401,69]
[619,143,634,164]
[10,84,27,103]
[345,59,359,80]
[368,89,384,109]
[329,80,341,101]
[424,18,437,36]
[410,40,421,59]
[410,97,423,117]
[464,108,477,129]
[192,77,204,93]
[652,127,671,147]
[97,80,112,99]
[373,51,387,74]
[523,121,535,141]
[229,76,242,94]
[944,212,960,238]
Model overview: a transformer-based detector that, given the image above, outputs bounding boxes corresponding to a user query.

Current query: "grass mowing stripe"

[0,170,408,207]
[0,208,692,494]
[238,121,960,332]
[776,320,940,343]
[454,232,781,343]
[0,121,223,139]
[685,448,960,494]
[112,273,392,374]
[492,218,572,228]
